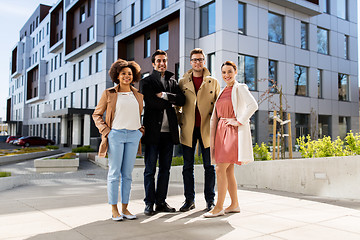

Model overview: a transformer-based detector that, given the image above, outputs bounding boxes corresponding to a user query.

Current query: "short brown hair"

[221,61,237,71]
[190,48,205,59]
[108,59,141,84]
[151,49,167,63]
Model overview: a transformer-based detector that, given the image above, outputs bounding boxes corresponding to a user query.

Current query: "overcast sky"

[0,1,359,121]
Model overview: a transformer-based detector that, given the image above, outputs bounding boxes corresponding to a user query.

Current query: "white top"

[112,92,141,130]
[160,76,170,132]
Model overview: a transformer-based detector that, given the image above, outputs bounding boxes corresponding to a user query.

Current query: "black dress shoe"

[155,202,176,212]
[206,201,215,211]
[179,200,195,212]
[144,204,155,216]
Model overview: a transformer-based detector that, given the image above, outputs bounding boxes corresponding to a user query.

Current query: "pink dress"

[214,87,240,165]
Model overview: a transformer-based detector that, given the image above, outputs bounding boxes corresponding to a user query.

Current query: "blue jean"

[107,129,142,205]
[144,132,174,205]
[182,127,215,203]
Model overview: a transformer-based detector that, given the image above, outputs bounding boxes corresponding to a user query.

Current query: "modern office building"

[7,0,359,148]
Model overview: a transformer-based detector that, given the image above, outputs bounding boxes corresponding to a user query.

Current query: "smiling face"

[118,67,133,87]
[221,65,237,86]
[152,54,168,74]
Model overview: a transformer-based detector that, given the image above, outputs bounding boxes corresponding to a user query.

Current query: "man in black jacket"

[140,50,185,216]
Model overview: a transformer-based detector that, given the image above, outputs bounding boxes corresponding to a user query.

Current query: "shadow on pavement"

[26,210,235,240]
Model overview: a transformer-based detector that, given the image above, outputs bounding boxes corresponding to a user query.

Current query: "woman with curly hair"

[93,59,144,221]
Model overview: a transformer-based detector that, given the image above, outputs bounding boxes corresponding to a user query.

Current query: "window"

[339,116,350,139]
[175,63,180,81]
[338,73,349,101]
[72,37,77,50]
[141,0,151,21]
[73,64,76,81]
[268,12,284,44]
[59,75,62,90]
[88,0,92,17]
[301,22,308,50]
[294,65,308,96]
[115,20,122,35]
[127,41,134,60]
[344,35,349,59]
[80,5,86,23]
[71,92,75,108]
[89,56,92,75]
[60,98,62,109]
[54,56,58,70]
[131,3,135,26]
[144,32,151,58]
[207,52,216,77]
[95,84,98,105]
[238,54,257,91]
[86,87,89,108]
[162,0,169,9]
[200,2,215,37]
[47,22,49,35]
[49,80,52,93]
[79,61,84,79]
[60,29,63,39]
[96,51,102,72]
[318,69,322,98]
[87,26,94,41]
[322,0,330,14]
[158,25,169,51]
[42,45,45,58]
[59,53,62,67]
[318,115,331,138]
[53,78,56,92]
[268,60,277,93]
[64,96,67,108]
[53,99,56,110]
[51,58,53,72]
[81,89,83,108]
[64,73,67,88]
[295,113,309,139]
[317,28,329,54]
[79,34,82,47]
[238,2,246,35]
[337,0,348,20]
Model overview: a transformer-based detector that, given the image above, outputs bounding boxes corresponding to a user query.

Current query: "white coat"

[210,81,258,165]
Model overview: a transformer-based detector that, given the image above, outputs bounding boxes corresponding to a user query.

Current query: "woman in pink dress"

[205,61,258,218]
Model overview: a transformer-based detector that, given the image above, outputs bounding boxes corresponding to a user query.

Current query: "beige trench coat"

[177,67,220,148]
[210,81,258,165]
[92,84,143,157]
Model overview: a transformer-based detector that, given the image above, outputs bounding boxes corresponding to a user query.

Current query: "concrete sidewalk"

[1,160,360,240]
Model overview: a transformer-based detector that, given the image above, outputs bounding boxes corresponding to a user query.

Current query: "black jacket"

[139,70,185,145]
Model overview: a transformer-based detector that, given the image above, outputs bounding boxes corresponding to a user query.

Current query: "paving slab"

[1,159,360,240]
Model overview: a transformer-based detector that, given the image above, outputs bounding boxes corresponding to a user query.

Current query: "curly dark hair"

[108,59,141,84]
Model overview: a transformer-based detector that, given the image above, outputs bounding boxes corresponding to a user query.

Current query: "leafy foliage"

[72,145,96,153]
[253,143,272,161]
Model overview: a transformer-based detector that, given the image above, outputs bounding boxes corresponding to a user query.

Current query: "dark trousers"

[182,127,215,203]
[144,133,174,205]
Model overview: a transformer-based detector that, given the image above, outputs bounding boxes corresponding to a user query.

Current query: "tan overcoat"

[177,67,220,148]
[92,84,143,157]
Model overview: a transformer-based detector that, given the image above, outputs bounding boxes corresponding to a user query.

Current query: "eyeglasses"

[191,58,205,63]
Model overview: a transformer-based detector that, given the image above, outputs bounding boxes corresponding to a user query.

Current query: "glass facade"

[238,54,256,91]
[268,12,284,44]
[317,28,329,54]
[301,22,308,50]
[238,2,245,34]
[338,73,349,101]
[294,65,308,96]
[200,2,215,37]
[268,60,277,93]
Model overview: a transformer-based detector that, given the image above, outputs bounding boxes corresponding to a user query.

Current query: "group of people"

[92,48,258,221]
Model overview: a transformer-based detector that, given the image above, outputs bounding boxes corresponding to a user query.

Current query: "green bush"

[72,145,96,153]
[46,145,59,150]
[171,155,203,166]
[296,131,360,158]
[0,172,11,178]
[253,143,272,161]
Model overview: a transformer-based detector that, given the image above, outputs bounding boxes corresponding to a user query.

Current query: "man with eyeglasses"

[140,50,185,216]
[177,48,220,212]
